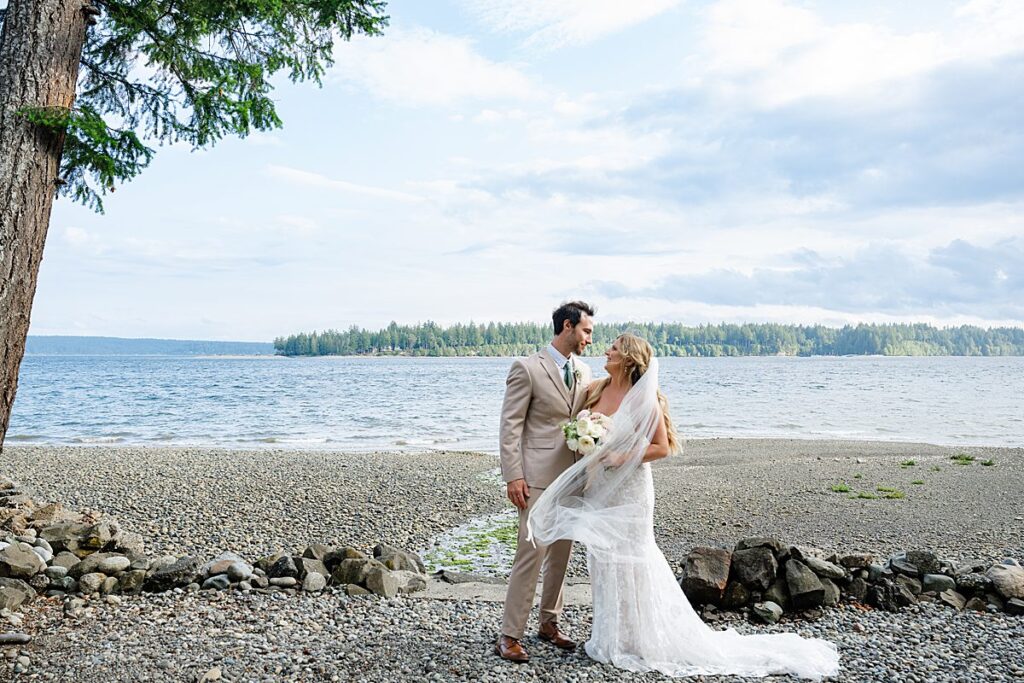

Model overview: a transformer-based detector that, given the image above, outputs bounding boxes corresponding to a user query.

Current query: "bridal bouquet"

[563,409,613,456]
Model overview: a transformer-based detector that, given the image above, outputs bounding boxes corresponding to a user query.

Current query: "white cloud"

[330,27,538,106]
[266,164,426,203]
[695,0,1024,109]
[462,0,682,49]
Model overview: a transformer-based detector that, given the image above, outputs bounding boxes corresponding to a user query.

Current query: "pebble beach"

[3,439,1023,681]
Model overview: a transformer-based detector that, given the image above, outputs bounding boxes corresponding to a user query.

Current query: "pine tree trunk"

[0,0,90,452]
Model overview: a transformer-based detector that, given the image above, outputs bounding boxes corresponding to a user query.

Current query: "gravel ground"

[9,589,1024,682]
[3,440,1023,681]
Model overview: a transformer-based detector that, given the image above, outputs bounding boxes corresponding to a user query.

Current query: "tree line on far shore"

[273,322,1024,357]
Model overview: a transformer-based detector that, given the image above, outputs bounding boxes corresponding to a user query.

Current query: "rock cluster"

[0,478,427,612]
[679,537,1024,624]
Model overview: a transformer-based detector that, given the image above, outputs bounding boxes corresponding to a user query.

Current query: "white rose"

[577,435,596,456]
[577,409,591,420]
[576,417,593,436]
[566,438,579,452]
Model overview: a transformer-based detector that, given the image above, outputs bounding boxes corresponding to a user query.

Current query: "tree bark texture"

[0,0,89,451]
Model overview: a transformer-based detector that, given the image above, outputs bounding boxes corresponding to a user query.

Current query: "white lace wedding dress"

[583,458,840,679]
[528,360,840,680]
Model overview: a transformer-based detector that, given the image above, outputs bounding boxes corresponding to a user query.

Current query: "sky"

[30,0,1024,341]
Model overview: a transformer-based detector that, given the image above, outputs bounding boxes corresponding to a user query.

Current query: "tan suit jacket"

[499,351,593,489]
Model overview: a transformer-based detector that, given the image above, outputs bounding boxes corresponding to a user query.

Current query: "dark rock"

[721,581,751,608]
[680,547,731,605]
[1006,598,1024,615]
[118,570,146,594]
[838,553,874,569]
[730,547,777,592]
[804,557,847,582]
[845,577,869,602]
[751,601,783,624]
[145,556,201,592]
[895,574,922,596]
[820,578,840,607]
[734,537,786,558]
[435,570,506,585]
[905,550,940,575]
[254,552,287,575]
[922,574,956,593]
[964,597,988,612]
[868,563,892,582]
[939,589,967,610]
[268,556,299,580]
[0,633,31,645]
[870,579,916,612]
[889,554,919,577]
[330,558,384,587]
[986,592,1005,611]
[954,560,988,577]
[957,572,993,595]
[323,547,365,572]
[785,559,825,609]
[764,577,790,609]
[202,575,231,591]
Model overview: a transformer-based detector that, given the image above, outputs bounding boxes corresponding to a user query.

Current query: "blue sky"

[31,0,1024,341]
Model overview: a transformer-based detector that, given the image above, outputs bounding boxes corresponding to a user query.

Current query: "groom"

[495,301,595,663]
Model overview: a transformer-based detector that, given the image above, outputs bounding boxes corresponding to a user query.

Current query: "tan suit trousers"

[500,486,573,640]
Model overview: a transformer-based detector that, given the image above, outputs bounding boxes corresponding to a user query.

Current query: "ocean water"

[8,355,1023,451]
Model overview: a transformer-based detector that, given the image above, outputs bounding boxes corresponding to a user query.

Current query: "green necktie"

[563,360,573,389]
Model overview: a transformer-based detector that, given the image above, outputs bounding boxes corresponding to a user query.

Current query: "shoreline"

[3,438,1021,566]
[3,439,1023,682]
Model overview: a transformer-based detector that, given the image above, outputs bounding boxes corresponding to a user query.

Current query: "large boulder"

[957,572,993,595]
[730,548,778,592]
[298,558,329,581]
[268,556,299,580]
[785,559,825,609]
[845,577,869,602]
[803,557,847,582]
[324,547,366,573]
[680,547,731,605]
[330,558,384,587]
[922,574,956,594]
[870,579,917,612]
[721,581,751,608]
[144,556,201,592]
[986,562,1024,600]
[820,578,841,607]
[734,537,786,558]
[939,589,967,611]
[374,546,426,574]
[365,565,399,598]
[391,570,427,594]
[905,550,940,575]
[203,552,250,578]
[0,542,46,578]
[0,578,35,610]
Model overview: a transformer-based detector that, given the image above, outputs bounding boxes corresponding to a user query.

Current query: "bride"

[527,334,841,679]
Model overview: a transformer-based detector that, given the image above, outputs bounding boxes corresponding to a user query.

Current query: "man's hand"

[506,478,530,510]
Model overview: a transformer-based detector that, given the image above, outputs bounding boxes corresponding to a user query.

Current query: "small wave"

[8,434,44,441]
[255,436,330,445]
[71,436,126,444]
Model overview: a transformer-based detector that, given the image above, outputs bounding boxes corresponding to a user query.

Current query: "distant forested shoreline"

[273,322,1024,358]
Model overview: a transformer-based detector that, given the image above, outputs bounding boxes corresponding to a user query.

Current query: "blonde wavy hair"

[585,333,681,454]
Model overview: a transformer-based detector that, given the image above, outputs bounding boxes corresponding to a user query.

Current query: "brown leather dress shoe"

[495,635,530,663]
[537,622,577,650]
